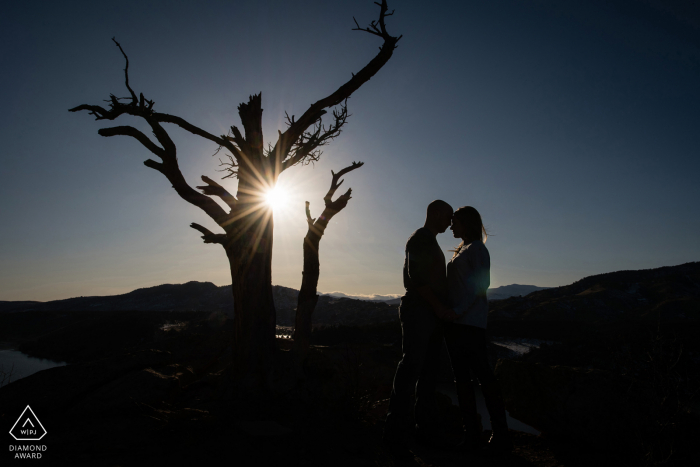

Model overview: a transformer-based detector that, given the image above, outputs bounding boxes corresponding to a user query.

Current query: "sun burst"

[264,185,289,211]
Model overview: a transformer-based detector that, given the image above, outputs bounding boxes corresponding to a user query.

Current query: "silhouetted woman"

[444,206,512,453]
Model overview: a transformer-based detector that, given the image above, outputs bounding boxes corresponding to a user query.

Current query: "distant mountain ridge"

[486,284,550,301]
[3,262,696,325]
[322,284,549,305]
[0,283,399,327]
[0,282,550,316]
[489,261,700,322]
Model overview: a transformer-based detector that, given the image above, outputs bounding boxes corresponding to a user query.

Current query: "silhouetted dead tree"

[294,162,364,361]
[70,1,400,390]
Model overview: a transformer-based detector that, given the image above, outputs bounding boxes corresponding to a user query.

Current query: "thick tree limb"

[272,0,400,172]
[305,201,316,228]
[98,126,164,158]
[190,223,226,245]
[147,120,229,224]
[69,104,244,163]
[143,159,164,172]
[196,175,238,211]
[103,122,227,223]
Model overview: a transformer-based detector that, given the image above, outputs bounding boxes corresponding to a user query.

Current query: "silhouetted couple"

[382,200,512,459]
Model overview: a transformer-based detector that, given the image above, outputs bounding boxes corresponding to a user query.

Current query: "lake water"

[0,348,66,387]
[491,337,556,356]
[432,336,550,435]
[436,382,539,435]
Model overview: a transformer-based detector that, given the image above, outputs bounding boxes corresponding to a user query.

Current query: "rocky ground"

[0,311,574,466]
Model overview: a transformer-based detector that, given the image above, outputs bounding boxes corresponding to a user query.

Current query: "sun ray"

[264,185,288,211]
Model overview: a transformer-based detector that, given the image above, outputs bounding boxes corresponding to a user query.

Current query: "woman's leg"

[462,326,512,451]
[444,323,481,446]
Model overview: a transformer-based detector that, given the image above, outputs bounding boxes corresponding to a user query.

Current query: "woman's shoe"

[483,430,513,454]
[414,427,452,450]
[382,432,413,460]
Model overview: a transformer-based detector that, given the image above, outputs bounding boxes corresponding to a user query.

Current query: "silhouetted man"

[383,200,456,458]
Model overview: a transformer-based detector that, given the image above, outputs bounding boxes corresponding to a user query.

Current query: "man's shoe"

[382,434,413,461]
[414,428,451,450]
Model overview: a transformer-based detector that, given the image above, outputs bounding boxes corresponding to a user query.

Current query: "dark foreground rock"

[496,359,700,466]
[496,360,643,446]
[0,314,565,466]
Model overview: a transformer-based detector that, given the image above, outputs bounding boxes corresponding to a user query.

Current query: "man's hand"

[414,285,458,321]
[435,305,459,322]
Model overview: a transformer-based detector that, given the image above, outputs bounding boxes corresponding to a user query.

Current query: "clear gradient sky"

[1,0,699,301]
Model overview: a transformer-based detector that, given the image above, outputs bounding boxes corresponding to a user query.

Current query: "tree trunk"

[293,162,363,364]
[293,231,321,360]
[226,177,277,391]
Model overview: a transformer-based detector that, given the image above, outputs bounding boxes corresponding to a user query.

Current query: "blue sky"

[1,0,699,301]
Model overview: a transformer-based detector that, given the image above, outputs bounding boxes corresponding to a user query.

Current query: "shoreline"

[0,342,17,351]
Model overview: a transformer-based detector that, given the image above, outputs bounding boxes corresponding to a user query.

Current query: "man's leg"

[384,298,437,442]
[414,319,444,438]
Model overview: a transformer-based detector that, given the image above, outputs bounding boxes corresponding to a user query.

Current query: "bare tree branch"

[196,175,237,211]
[156,113,242,160]
[146,119,229,223]
[96,122,229,224]
[352,0,400,39]
[306,161,364,239]
[112,37,138,104]
[190,223,226,245]
[281,101,349,170]
[323,161,364,207]
[69,105,244,163]
[272,0,400,172]
[69,39,243,166]
[72,40,232,226]
[98,125,165,158]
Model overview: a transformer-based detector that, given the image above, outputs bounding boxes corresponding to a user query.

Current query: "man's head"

[425,200,453,234]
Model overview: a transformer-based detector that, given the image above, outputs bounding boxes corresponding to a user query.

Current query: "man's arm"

[406,234,458,321]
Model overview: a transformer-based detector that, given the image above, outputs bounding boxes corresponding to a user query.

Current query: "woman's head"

[450,206,487,245]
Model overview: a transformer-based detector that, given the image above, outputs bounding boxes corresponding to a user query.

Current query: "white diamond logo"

[9,406,47,441]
